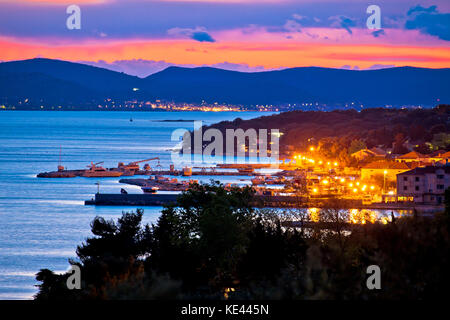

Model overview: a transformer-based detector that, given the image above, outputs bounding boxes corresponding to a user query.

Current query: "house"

[395,151,427,163]
[397,165,450,204]
[429,150,450,164]
[370,147,387,157]
[361,160,411,182]
[351,147,386,161]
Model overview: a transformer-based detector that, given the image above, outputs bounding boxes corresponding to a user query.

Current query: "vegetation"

[204,105,450,161]
[36,182,450,300]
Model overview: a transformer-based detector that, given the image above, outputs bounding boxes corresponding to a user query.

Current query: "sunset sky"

[0,0,449,76]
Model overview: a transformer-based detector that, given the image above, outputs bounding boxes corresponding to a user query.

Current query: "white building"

[396,166,450,205]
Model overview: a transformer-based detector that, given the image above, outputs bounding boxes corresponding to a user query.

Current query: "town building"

[395,151,427,163]
[361,160,410,182]
[396,165,450,204]
[351,147,386,161]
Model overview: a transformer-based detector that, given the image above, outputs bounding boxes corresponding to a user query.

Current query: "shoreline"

[84,193,442,213]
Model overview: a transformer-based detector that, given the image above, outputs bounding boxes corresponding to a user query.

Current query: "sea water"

[0,110,272,299]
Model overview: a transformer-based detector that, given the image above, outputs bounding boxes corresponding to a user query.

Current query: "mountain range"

[0,58,449,108]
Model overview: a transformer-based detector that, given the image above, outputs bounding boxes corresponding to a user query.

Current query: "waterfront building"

[396,165,450,204]
[361,160,410,182]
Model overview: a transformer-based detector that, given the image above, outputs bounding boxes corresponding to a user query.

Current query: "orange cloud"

[0,37,449,70]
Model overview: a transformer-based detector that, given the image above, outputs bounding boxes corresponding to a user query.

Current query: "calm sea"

[0,110,275,299]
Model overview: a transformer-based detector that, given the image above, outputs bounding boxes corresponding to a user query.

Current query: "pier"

[84,193,442,213]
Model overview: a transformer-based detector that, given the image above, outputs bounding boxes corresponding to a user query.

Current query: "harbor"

[84,192,441,213]
[37,153,447,214]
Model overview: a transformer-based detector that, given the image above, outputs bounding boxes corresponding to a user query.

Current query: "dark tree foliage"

[202,105,450,156]
[35,183,450,300]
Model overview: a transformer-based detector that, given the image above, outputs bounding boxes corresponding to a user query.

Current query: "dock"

[84,193,442,213]
[85,193,179,206]
[85,193,358,208]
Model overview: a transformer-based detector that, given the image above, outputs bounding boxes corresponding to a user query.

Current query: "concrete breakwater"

[85,193,357,208]
[84,193,442,213]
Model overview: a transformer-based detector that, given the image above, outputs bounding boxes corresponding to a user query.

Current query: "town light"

[370,185,375,190]
[340,178,345,182]
[334,162,338,166]
[310,147,315,151]
[313,188,318,193]
[353,188,358,193]
[322,180,329,185]
[349,183,353,187]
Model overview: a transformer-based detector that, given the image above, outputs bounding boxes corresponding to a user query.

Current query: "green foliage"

[207,106,450,156]
[431,133,450,150]
[348,139,367,155]
[35,183,450,300]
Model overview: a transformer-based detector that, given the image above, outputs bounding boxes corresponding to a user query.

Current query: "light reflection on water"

[0,111,275,300]
[304,207,412,224]
[0,111,407,299]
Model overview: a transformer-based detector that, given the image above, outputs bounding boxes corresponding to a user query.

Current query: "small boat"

[130,118,133,122]
[82,162,123,177]
[142,186,159,194]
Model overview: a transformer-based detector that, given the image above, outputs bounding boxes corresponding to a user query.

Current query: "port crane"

[87,161,104,169]
[118,157,160,172]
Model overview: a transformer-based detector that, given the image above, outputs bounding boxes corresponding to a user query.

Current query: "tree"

[392,133,409,154]
[348,139,367,154]
[149,181,256,291]
[35,181,450,300]
[431,133,450,150]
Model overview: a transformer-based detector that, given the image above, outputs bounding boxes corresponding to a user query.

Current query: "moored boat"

[82,162,123,177]
[142,186,159,194]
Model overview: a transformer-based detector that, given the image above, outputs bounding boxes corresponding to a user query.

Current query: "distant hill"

[0,58,449,107]
[199,105,450,156]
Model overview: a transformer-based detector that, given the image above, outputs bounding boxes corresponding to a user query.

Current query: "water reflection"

[299,208,412,224]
